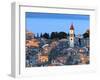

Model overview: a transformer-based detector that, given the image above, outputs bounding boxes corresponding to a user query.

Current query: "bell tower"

[69,24,74,47]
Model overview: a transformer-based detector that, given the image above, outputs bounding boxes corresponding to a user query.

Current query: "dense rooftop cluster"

[25,29,89,67]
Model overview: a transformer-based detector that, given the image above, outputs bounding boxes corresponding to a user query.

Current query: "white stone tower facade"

[69,24,74,47]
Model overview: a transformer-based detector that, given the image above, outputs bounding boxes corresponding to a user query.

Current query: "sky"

[26,12,89,35]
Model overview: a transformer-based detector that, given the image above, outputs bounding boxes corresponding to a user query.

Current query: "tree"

[83,30,89,38]
[78,38,81,46]
[37,33,39,38]
[42,33,49,39]
[50,32,58,39]
[67,33,69,37]
[74,34,75,37]
[40,33,43,38]
[50,32,67,39]
[58,32,67,39]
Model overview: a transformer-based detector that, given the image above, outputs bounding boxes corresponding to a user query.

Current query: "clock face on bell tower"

[70,30,74,34]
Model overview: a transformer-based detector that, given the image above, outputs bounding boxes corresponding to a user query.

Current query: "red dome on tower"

[70,23,74,30]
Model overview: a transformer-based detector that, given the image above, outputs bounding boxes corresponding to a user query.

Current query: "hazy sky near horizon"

[26,12,89,35]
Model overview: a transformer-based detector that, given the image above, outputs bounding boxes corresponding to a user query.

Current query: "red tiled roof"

[70,24,74,30]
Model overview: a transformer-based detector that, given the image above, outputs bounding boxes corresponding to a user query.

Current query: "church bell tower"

[69,24,74,47]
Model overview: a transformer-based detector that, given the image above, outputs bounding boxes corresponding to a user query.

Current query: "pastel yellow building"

[38,54,48,63]
[26,39,40,48]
